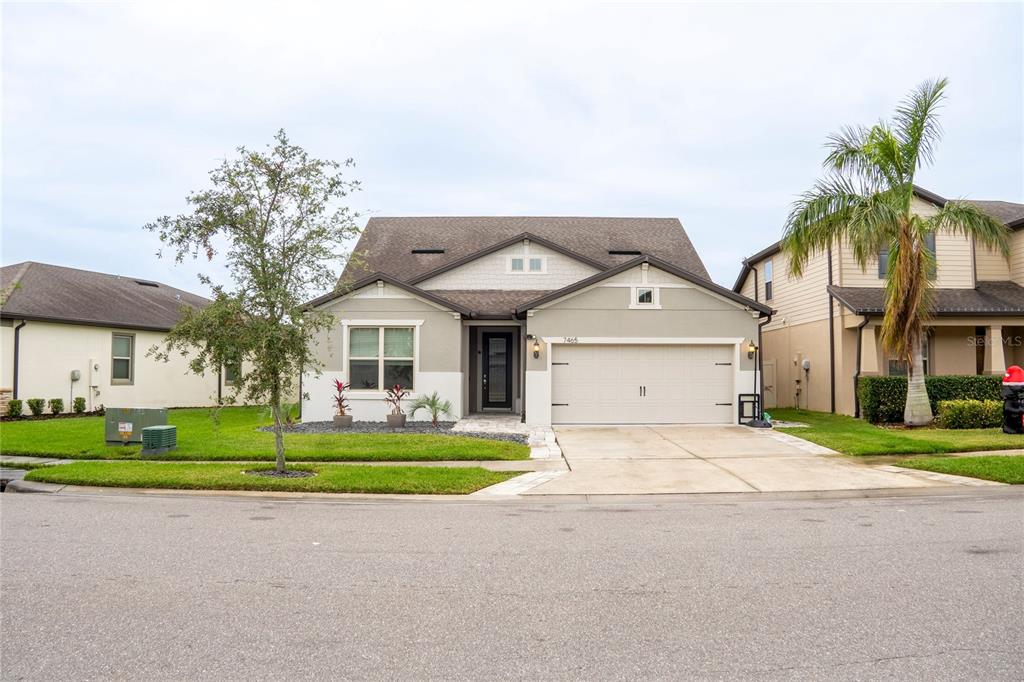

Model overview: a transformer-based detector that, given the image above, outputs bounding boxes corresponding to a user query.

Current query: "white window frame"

[629,286,661,309]
[527,256,546,273]
[764,259,774,301]
[342,321,422,394]
[111,333,135,385]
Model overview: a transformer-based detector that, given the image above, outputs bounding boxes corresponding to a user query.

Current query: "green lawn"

[0,407,529,461]
[24,461,519,494]
[898,456,1024,484]
[771,408,1024,456]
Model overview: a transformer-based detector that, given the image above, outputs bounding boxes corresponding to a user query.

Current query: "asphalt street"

[1,488,1022,681]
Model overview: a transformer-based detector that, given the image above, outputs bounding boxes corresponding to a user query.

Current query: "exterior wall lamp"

[747,340,758,360]
[527,334,540,359]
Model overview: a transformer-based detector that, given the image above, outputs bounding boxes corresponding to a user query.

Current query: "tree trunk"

[904,337,933,426]
[270,384,286,473]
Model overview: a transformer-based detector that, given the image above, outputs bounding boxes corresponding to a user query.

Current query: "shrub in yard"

[6,399,23,417]
[937,400,1003,429]
[26,399,45,416]
[73,397,86,414]
[48,398,64,414]
[858,375,1003,423]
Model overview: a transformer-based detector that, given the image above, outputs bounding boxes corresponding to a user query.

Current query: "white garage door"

[551,344,735,424]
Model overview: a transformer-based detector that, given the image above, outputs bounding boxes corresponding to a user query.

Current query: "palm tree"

[782,78,1010,426]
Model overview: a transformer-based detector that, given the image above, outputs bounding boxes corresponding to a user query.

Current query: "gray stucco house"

[303,217,771,426]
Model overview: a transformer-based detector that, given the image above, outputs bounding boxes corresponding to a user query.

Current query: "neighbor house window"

[224,361,241,386]
[879,234,936,278]
[509,257,525,272]
[111,333,134,384]
[878,248,889,277]
[349,327,414,390]
[529,257,544,272]
[764,259,774,300]
[924,231,937,278]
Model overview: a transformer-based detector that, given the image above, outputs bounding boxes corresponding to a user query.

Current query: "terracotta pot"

[386,413,406,428]
[333,414,353,429]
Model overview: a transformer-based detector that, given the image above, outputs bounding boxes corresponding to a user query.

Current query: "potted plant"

[332,379,352,428]
[409,391,454,427]
[384,384,408,428]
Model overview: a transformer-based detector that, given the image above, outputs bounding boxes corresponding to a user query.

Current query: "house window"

[224,361,241,386]
[529,257,544,272]
[764,259,774,301]
[509,256,544,273]
[637,288,654,304]
[630,287,660,309]
[924,231,937,279]
[878,248,889,277]
[349,327,414,390]
[880,234,936,278]
[888,339,929,376]
[111,333,134,385]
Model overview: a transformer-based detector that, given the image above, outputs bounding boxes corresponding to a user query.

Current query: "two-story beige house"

[733,187,1024,417]
[303,217,771,426]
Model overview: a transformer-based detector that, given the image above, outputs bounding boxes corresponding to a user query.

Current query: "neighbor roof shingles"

[341,216,710,283]
[828,282,1024,316]
[0,262,209,330]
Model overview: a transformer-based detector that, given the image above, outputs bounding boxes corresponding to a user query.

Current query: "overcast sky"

[3,1,1022,295]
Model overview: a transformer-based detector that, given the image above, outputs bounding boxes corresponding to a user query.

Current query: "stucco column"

[860,325,879,375]
[984,325,1006,375]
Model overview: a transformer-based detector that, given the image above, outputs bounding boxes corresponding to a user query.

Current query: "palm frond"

[894,77,948,172]
[927,200,1011,256]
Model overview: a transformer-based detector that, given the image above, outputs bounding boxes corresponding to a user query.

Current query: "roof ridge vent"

[134,280,159,287]
[608,250,642,256]
[411,248,445,254]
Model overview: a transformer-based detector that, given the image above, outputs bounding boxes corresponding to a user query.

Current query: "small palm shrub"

[48,398,64,414]
[6,399,23,417]
[73,397,86,413]
[409,391,454,427]
[26,399,45,416]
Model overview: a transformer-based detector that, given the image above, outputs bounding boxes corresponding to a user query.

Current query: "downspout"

[853,315,870,418]
[520,323,527,423]
[757,314,771,420]
[12,320,26,399]
[827,246,836,413]
[217,366,223,403]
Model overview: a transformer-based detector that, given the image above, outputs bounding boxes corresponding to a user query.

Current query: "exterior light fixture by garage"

[747,340,757,360]
[527,334,540,359]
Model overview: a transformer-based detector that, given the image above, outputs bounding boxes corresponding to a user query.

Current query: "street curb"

[4,480,66,494]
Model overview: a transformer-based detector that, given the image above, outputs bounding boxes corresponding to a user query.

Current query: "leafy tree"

[146,130,360,472]
[782,78,1010,426]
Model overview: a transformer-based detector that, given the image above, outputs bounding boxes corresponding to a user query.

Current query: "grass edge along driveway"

[24,461,521,495]
[770,408,1024,456]
[897,455,1024,484]
[0,407,529,461]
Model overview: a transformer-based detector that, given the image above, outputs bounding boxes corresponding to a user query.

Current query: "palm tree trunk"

[270,382,286,473]
[904,337,933,426]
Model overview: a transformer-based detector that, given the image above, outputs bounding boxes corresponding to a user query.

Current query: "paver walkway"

[525,425,963,495]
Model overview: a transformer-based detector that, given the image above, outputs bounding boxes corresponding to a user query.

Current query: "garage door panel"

[551,343,734,424]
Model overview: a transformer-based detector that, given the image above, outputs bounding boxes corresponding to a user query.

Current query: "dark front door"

[482,332,513,409]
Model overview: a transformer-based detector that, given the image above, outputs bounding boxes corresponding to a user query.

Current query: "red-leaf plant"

[384,384,409,415]
[332,379,350,416]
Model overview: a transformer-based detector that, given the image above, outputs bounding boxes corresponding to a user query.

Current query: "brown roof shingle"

[1,262,209,331]
[342,216,710,283]
[828,282,1024,316]
[427,290,551,317]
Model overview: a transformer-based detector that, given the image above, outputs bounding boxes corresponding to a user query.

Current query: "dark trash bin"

[1001,366,1024,435]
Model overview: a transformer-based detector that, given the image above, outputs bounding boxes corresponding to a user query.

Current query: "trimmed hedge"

[858,375,1002,423]
[73,397,86,414]
[937,400,1003,429]
[48,398,64,414]
[26,399,45,417]
[6,399,23,417]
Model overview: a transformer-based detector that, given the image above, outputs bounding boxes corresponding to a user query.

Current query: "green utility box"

[104,407,168,444]
[141,425,177,457]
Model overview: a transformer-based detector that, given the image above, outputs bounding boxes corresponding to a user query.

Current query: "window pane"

[112,335,132,358]
[637,288,653,304]
[112,358,131,380]
[529,257,542,272]
[887,360,908,376]
[383,360,413,389]
[225,363,240,383]
[349,359,379,389]
[765,281,773,300]
[349,328,379,357]
[764,260,773,282]
[384,328,413,357]
[878,249,889,277]
[510,258,524,272]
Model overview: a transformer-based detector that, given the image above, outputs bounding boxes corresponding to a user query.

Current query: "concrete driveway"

[526,425,951,495]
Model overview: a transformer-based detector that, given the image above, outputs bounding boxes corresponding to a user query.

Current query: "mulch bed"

[261,420,528,445]
[245,469,316,479]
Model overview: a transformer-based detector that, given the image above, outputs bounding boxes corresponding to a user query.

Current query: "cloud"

[3,1,1021,293]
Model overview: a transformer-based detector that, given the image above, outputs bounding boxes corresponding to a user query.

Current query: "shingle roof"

[964,200,1024,228]
[342,216,710,283]
[0,262,209,331]
[828,282,1024,316]
[427,290,551,317]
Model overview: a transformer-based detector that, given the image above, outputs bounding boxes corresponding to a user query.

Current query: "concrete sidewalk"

[525,425,990,495]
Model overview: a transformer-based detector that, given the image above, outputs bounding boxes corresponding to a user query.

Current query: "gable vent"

[608,250,642,256]
[411,248,445,254]
[134,280,159,287]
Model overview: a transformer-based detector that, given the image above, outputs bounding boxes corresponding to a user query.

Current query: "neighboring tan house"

[0,262,235,413]
[303,217,771,425]
[732,187,1024,417]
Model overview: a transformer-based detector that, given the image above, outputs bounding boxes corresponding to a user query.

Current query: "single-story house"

[303,217,771,426]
